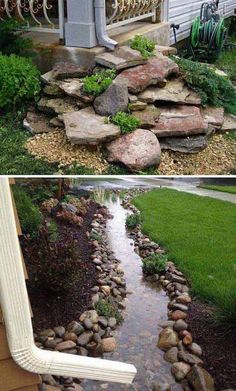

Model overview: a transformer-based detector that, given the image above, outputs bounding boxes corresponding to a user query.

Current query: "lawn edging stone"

[121,189,216,391]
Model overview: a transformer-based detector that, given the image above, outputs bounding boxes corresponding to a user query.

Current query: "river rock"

[37,97,78,115]
[164,347,178,363]
[101,337,117,352]
[171,310,187,321]
[64,107,120,145]
[157,327,179,350]
[95,46,147,70]
[173,319,188,332]
[171,362,191,381]
[108,317,117,329]
[56,340,76,351]
[132,105,160,129]
[186,365,215,391]
[152,105,208,137]
[67,321,84,335]
[77,331,93,346]
[139,79,201,105]
[201,106,224,128]
[94,79,129,116]
[54,326,65,338]
[80,310,99,324]
[40,329,55,338]
[116,55,179,94]
[187,343,202,357]
[64,332,78,343]
[178,351,203,366]
[23,111,54,134]
[107,128,161,171]
[176,295,191,305]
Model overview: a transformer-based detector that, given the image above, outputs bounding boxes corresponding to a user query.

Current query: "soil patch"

[187,300,236,390]
[21,201,99,332]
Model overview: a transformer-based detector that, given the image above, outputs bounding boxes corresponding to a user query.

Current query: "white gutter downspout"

[0,178,136,383]
[94,0,117,50]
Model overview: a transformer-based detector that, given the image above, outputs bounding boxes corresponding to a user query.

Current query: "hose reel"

[190,1,227,55]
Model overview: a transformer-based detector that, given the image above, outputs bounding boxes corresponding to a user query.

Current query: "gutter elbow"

[94,0,117,50]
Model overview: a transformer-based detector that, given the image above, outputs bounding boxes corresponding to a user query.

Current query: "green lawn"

[133,189,236,328]
[199,184,236,194]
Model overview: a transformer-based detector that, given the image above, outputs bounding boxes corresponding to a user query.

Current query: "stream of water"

[82,197,181,391]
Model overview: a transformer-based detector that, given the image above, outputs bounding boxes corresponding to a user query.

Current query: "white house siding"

[168,0,236,44]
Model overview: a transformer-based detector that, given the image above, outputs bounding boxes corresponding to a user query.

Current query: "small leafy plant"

[13,186,43,237]
[90,231,103,243]
[83,68,116,96]
[0,54,41,110]
[95,298,123,324]
[111,112,141,134]
[126,213,141,229]
[130,35,156,58]
[175,57,236,115]
[142,253,168,275]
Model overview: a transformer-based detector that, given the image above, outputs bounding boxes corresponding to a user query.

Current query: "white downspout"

[94,0,117,50]
[0,178,136,383]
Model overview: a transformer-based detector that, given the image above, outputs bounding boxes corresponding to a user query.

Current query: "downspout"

[94,0,118,50]
[0,178,136,383]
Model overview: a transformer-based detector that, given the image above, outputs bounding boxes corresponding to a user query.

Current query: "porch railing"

[106,0,162,30]
[0,0,65,39]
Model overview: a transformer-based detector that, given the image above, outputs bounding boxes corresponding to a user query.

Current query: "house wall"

[168,0,236,44]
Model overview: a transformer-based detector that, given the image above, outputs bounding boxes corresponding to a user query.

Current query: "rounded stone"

[101,337,117,352]
[171,362,191,381]
[157,327,179,351]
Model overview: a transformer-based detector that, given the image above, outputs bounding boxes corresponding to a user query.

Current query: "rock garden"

[22,37,236,175]
[14,180,236,390]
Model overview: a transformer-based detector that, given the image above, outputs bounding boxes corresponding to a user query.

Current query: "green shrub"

[95,298,123,323]
[142,253,168,275]
[174,57,236,115]
[47,220,59,242]
[0,54,41,110]
[13,186,42,236]
[90,231,103,243]
[130,35,156,58]
[111,112,141,134]
[83,69,116,96]
[0,19,34,57]
[126,213,141,229]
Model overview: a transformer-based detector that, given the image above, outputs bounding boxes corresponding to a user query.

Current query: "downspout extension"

[94,0,118,50]
[0,178,137,384]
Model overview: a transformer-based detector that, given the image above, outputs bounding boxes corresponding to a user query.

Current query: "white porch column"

[65,0,98,48]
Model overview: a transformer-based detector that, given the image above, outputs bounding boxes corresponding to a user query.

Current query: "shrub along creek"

[15,182,235,390]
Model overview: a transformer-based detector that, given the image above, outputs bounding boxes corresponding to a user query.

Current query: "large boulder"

[95,46,147,70]
[116,55,179,94]
[186,365,215,391]
[222,113,236,131]
[160,134,211,153]
[64,107,120,145]
[138,79,201,105]
[152,105,208,137]
[93,79,129,116]
[106,128,161,171]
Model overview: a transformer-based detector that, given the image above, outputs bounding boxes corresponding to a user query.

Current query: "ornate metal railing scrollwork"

[106,0,162,29]
[0,0,65,39]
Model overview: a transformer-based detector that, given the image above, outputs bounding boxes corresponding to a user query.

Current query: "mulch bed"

[187,300,236,390]
[21,201,99,332]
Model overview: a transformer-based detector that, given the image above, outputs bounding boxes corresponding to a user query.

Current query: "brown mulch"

[187,300,236,390]
[21,201,99,332]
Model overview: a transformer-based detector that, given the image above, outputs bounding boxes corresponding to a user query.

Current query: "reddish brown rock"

[152,105,208,137]
[201,106,224,128]
[171,310,187,321]
[116,55,179,94]
[106,128,161,171]
[186,365,215,391]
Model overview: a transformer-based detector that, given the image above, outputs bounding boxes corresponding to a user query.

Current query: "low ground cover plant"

[133,188,236,329]
[199,184,236,194]
[83,69,116,96]
[0,54,41,110]
[111,112,141,134]
[130,35,156,58]
[95,298,123,324]
[126,212,141,228]
[142,253,168,275]
[175,57,236,115]
[13,186,42,237]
